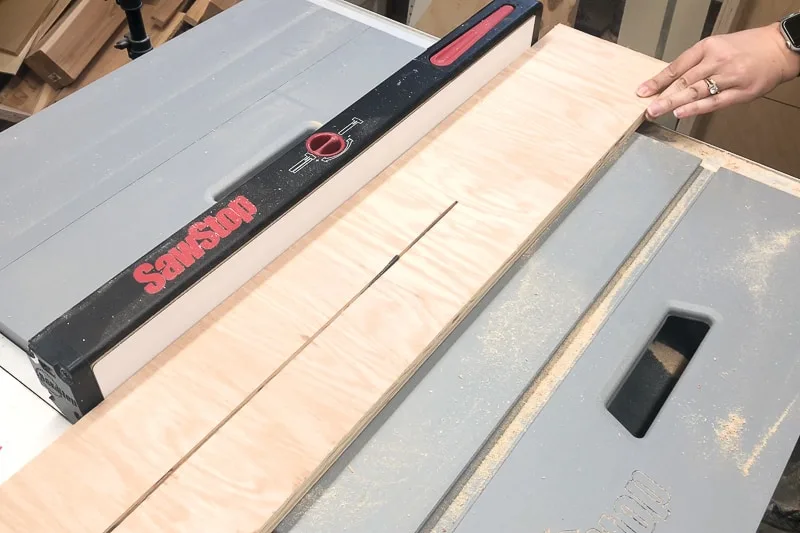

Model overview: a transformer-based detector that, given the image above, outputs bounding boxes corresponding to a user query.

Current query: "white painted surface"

[91,15,537,399]
[0,364,69,484]
[0,334,54,407]
[313,0,436,47]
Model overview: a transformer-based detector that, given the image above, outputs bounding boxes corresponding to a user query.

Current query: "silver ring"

[704,78,720,95]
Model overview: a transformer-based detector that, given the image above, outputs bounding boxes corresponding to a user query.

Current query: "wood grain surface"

[0,0,55,55]
[151,0,184,27]
[0,25,663,533]
[32,0,76,49]
[54,3,184,104]
[25,0,126,88]
[113,25,664,532]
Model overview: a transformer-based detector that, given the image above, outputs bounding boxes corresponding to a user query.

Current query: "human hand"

[637,23,800,120]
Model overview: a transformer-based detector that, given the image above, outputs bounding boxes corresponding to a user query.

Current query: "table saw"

[2,0,800,531]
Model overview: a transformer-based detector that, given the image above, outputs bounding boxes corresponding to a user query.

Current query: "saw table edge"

[24,0,542,424]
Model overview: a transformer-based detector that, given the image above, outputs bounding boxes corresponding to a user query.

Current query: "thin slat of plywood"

[0,16,48,76]
[184,0,211,25]
[110,25,665,532]
[0,25,663,533]
[32,0,76,48]
[151,0,183,27]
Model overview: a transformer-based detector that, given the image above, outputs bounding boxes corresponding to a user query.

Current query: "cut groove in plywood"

[109,25,665,533]
[0,18,538,533]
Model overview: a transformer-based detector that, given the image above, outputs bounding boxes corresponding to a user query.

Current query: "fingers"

[673,88,745,118]
[659,62,716,98]
[637,43,705,97]
[646,81,706,119]
[646,75,733,119]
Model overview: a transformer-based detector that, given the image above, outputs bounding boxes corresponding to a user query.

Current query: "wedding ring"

[704,78,720,95]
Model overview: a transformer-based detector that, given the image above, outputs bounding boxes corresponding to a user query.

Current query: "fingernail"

[637,84,652,97]
[647,101,664,117]
[674,109,684,118]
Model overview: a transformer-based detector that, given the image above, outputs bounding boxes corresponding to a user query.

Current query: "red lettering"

[133,263,166,294]
[229,196,257,222]
[155,254,185,281]
[216,207,242,232]
[189,222,219,250]
[170,239,205,268]
[133,195,258,294]
[205,215,230,238]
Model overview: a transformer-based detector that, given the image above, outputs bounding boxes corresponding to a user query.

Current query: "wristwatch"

[780,11,800,53]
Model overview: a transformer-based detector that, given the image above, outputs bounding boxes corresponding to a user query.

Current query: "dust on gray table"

[276,134,702,533]
[0,0,425,346]
[452,169,800,533]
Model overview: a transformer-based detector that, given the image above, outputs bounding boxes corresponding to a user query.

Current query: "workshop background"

[0,1,799,532]
[1,0,798,179]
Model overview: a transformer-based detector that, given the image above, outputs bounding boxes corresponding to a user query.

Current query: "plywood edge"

[106,25,663,533]
[32,0,75,49]
[0,24,664,533]
[0,17,527,529]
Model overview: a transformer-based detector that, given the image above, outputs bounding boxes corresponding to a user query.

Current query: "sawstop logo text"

[546,471,671,533]
[133,196,257,294]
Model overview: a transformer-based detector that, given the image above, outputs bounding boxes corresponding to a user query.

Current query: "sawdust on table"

[714,398,797,477]
[650,340,687,376]
[430,174,705,531]
[738,229,800,312]
[477,258,584,363]
[714,410,747,460]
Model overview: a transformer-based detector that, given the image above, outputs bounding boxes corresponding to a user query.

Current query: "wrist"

[773,21,800,80]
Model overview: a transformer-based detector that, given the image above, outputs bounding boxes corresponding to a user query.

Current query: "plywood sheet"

[0,31,37,76]
[185,0,211,25]
[55,4,184,104]
[0,102,461,533]
[24,0,126,88]
[151,0,183,27]
[0,25,664,533]
[33,0,76,47]
[0,0,55,55]
[109,25,664,533]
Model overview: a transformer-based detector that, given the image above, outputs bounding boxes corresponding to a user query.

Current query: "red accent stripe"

[430,4,516,67]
